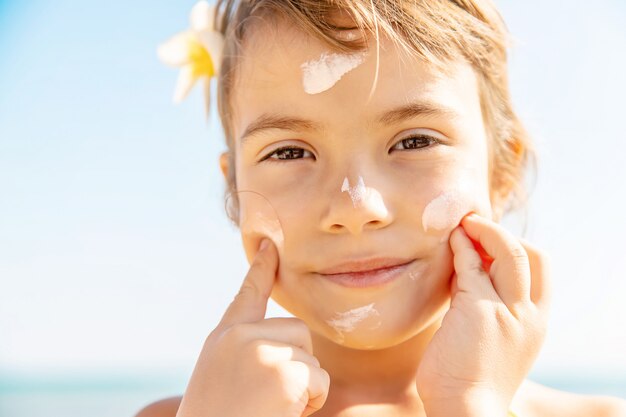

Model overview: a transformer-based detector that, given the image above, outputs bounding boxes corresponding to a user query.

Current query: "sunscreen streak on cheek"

[325,303,381,343]
[422,190,470,243]
[301,51,367,94]
[233,191,285,261]
[408,260,429,282]
[248,212,285,249]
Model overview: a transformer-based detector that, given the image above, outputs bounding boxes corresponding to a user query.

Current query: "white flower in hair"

[157,1,224,118]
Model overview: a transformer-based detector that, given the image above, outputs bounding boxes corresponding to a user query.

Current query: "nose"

[320,175,393,235]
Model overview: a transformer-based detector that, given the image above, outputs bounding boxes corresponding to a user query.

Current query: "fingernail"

[259,239,270,251]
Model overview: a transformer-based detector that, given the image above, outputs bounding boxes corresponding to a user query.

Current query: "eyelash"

[389,134,441,153]
[259,134,440,163]
[259,146,315,163]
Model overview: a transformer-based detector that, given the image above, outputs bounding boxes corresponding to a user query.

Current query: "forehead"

[230,17,483,142]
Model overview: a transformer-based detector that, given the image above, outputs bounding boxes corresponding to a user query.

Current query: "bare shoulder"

[512,379,626,417]
[134,396,183,417]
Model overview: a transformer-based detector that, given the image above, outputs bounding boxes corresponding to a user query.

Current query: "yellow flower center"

[186,36,215,78]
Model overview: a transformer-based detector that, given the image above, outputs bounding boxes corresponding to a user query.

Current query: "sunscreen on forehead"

[301,51,367,94]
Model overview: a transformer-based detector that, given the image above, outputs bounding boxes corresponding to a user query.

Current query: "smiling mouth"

[316,258,417,289]
[317,257,415,275]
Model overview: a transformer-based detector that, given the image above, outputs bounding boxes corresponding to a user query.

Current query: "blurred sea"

[0,372,624,417]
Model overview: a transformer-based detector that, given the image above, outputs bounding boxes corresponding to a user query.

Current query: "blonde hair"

[213,0,535,224]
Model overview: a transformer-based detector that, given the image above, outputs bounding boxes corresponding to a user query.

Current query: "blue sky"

[1,0,625,382]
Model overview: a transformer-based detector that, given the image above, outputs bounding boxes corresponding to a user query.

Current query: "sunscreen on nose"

[341,176,367,207]
[340,175,388,217]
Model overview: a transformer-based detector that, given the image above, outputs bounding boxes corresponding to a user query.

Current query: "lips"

[316,257,416,289]
[317,258,414,275]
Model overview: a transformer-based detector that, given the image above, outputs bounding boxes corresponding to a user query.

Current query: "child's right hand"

[175,239,331,417]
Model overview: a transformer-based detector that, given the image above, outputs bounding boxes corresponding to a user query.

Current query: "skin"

[137,15,626,417]
[231,18,492,354]
[209,16,548,417]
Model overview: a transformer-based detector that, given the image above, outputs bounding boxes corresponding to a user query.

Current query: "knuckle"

[237,281,257,296]
[251,252,271,270]
[285,318,313,349]
[509,246,528,262]
[236,281,268,301]
[507,245,530,269]
[493,303,522,336]
[221,322,251,343]
[494,304,512,328]
[466,255,486,275]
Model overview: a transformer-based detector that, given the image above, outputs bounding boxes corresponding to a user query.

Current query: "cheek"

[236,191,285,264]
[422,190,470,234]
[405,164,492,240]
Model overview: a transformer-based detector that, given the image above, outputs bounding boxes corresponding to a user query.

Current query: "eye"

[259,146,315,162]
[389,134,440,152]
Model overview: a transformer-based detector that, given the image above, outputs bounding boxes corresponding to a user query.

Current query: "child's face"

[227,20,493,348]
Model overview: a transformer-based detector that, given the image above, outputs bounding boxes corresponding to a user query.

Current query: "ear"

[219,151,230,181]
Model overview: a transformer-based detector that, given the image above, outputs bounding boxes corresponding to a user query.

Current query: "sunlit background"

[1,0,625,415]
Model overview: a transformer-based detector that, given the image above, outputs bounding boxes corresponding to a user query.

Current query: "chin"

[271,263,452,350]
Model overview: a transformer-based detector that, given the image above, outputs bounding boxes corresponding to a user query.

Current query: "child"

[141,1,626,416]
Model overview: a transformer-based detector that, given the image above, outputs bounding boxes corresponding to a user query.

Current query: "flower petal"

[197,31,225,75]
[203,77,211,120]
[190,1,216,32]
[173,66,199,103]
[157,31,193,67]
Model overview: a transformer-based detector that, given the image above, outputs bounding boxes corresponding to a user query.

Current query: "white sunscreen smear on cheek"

[246,212,285,249]
[408,261,429,282]
[301,51,367,94]
[235,191,286,258]
[325,303,381,342]
[422,190,469,242]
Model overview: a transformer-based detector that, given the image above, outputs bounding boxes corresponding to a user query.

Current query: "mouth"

[316,258,416,289]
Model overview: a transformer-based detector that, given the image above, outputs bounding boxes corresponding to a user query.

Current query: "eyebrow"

[239,100,460,144]
[376,101,461,126]
[240,114,322,145]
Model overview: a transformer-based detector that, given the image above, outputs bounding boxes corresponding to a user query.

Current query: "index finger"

[461,214,532,309]
[218,239,279,329]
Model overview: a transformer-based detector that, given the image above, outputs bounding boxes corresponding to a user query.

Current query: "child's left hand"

[416,213,552,417]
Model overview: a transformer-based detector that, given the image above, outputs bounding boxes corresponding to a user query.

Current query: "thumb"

[218,239,279,329]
